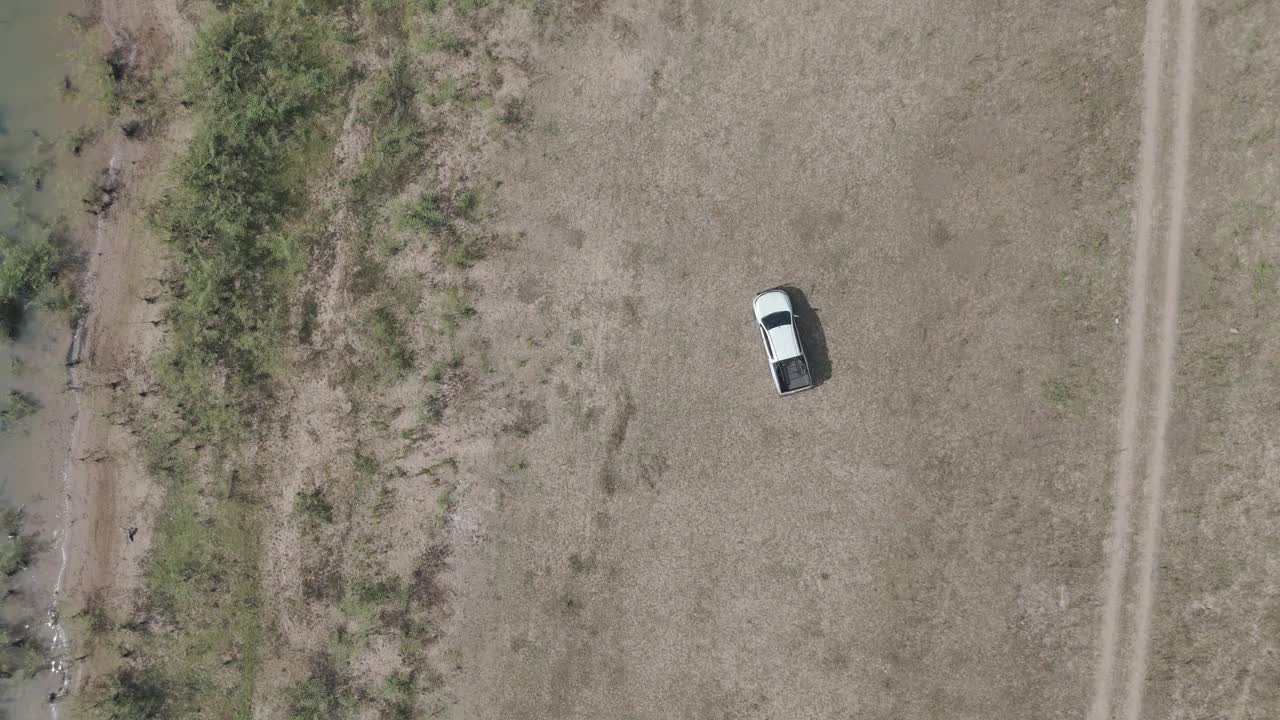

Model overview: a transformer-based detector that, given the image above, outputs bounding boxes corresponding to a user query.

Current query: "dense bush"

[0,231,63,339]
[149,3,344,439]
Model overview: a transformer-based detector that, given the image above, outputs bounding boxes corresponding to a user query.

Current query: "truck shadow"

[780,285,832,387]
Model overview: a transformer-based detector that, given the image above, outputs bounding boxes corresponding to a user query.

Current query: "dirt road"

[1121,3,1199,720]
[1088,2,1201,719]
[1086,0,1169,713]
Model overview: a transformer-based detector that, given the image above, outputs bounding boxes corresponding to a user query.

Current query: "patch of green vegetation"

[106,477,263,716]
[443,237,484,269]
[400,191,448,233]
[380,670,417,719]
[425,76,459,107]
[438,285,473,336]
[434,487,455,527]
[293,488,335,530]
[351,126,427,207]
[1249,257,1275,293]
[1076,227,1108,257]
[416,27,467,54]
[366,304,413,383]
[100,42,161,119]
[0,506,46,682]
[285,653,357,720]
[89,666,173,717]
[0,622,46,680]
[0,508,37,577]
[149,3,343,434]
[359,53,415,125]
[0,391,38,432]
[378,232,409,257]
[398,188,487,266]
[498,97,528,128]
[453,189,481,221]
[76,589,116,641]
[39,283,88,327]
[1041,378,1078,412]
[298,295,320,345]
[455,0,491,16]
[367,0,410,35]
[425,349,464,382]
[353,452,379,478]
[0,231,64,340]
[350,53,427,206]
[66,125,103,154]
[417,391,447,426]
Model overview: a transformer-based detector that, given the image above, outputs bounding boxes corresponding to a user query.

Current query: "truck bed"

[775,356,813,394]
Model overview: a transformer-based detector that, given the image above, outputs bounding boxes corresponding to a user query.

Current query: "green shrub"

[352,452,379,477]
[417,391,446,426]
[366,305,413,383]
[0,620,45,680]
[0,391,38,431]
[416,27,466,54]
[66,125,103,154]
[0,508,36,576]
[425,349,463,382]
[0,232,63,339]
[400,191,447,233]
[350,125,426,205]
[425,77,459,107]
[453,189,480,221]
[443,238,483,268]
[380,670,416,718]
[455,0,490,15]
[285,653,353,720]
[498,97,528,128]
[149,4,341,436]
[359,53,415,125]
[438,285,473,335]
[350,54,426,205]
[298,296,320,345]
[93,666,174,718]
[1041,379,1078,411]
[293,488,334,530]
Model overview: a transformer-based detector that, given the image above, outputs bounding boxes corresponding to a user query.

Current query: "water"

[1,1,105,717]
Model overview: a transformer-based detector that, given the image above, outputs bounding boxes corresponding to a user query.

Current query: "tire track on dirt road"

[1086,0,1170,717]
[1088,1,1200,719]
[1121,1,1199,719]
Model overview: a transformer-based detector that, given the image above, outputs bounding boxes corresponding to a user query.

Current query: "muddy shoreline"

[40,0,189,713]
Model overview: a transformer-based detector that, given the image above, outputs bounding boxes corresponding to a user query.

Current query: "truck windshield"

[761,311,791,329]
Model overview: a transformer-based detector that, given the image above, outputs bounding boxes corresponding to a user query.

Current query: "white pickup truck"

[752,288,814,395]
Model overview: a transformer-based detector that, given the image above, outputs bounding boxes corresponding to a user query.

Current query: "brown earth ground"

[68,0,1280,719]
[443,2,1141,717]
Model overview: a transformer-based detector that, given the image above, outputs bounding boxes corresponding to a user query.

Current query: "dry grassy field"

[429,1,1279,718]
